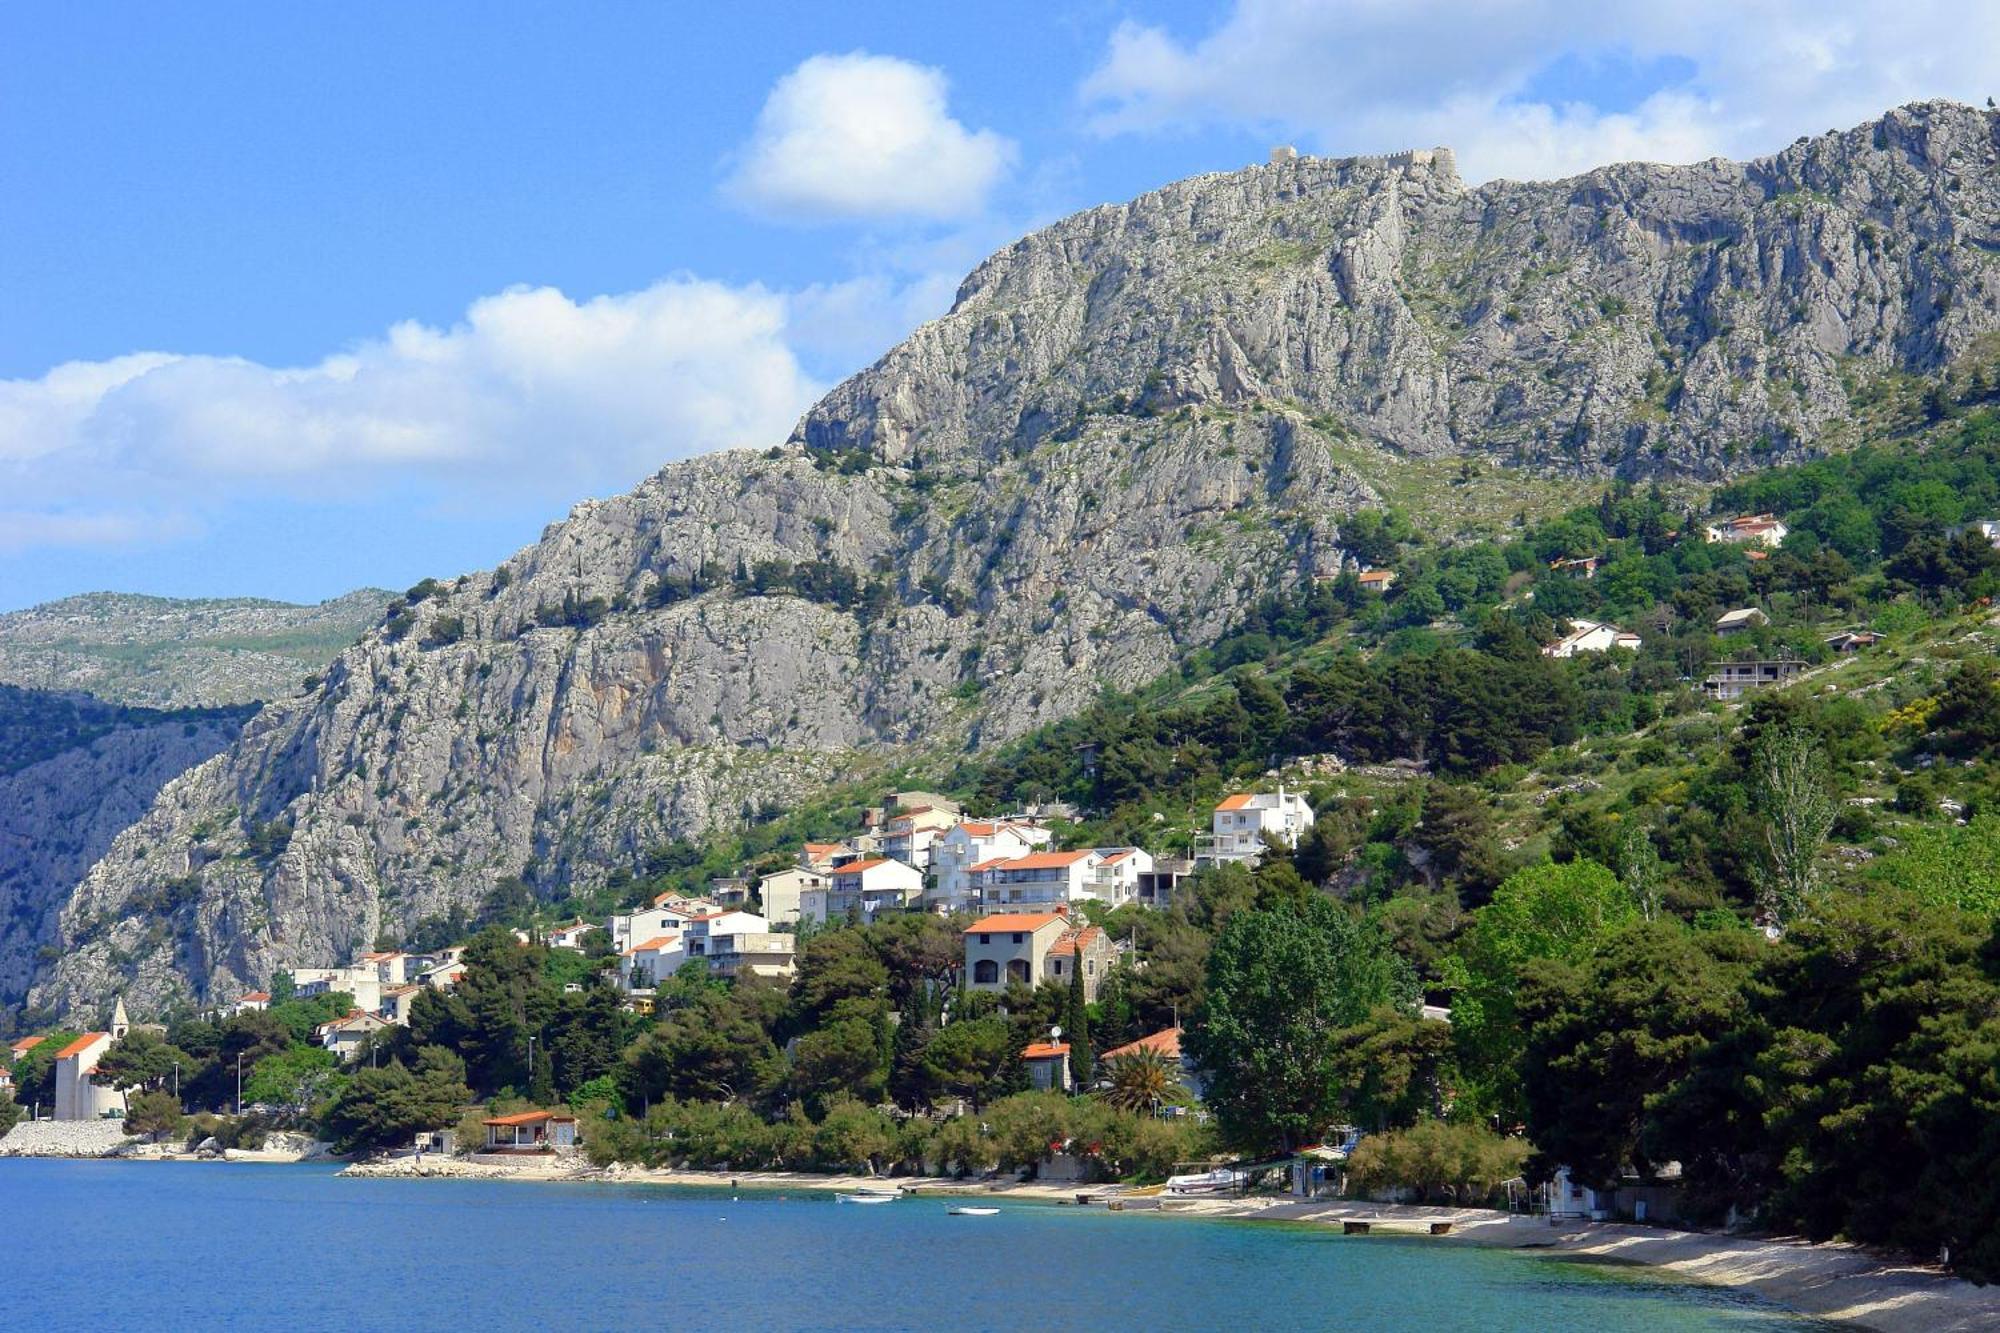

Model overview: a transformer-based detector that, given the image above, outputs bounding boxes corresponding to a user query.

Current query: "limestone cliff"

[31,101,2000,1016]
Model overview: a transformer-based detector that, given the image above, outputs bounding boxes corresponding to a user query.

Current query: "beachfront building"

[1199,789,1315,867]
[52,1014,126,1122]
[929,820,1052,911]
[481,1110,577,1152]
[1100,1028,1205,1102]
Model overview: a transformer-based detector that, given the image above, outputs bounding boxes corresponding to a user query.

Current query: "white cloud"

[1080,1,2000,182]
[726,52,1017,221]
[0,277,840,552]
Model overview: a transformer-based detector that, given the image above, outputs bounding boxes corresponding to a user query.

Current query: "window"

[1051,959,1063,975]
[979,933,990,943]
[1012,932,1023,943]
[973,959,998,984]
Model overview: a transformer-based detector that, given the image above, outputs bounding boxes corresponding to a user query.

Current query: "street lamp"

[235,1052,243,1116]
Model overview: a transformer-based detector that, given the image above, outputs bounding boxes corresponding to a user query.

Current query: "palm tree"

[1100,1049,1178,1114]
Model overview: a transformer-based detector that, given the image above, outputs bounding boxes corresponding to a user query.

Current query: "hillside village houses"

[1715,607,1770,635]
[220,784,1315,1032]
[1543,619,1642,658]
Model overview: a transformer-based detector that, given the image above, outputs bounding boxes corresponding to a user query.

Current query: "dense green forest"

[0,684,254,776]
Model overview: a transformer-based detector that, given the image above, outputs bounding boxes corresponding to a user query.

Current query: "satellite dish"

[1050,1025,1062,1041]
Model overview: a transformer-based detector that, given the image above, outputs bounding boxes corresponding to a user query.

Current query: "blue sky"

[2,1,1991,610]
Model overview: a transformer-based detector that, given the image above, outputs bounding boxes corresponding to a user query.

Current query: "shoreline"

[330,1156,1999,1331]
[11,1144,1994,1330]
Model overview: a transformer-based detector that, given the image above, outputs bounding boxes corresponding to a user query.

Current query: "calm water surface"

[0,1161,1827,1331]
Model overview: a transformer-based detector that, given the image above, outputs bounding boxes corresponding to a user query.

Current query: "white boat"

[949,1206,999,1216]
[836,1190,898,1204]
[1164,1168,1245,1196]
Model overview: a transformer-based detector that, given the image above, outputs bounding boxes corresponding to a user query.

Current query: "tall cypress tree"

[1067,953,1093,1090]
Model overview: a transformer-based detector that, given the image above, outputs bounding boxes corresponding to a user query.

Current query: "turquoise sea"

[0,1161,1828,1331]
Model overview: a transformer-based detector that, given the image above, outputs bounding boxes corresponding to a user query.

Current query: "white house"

[701,929,797,980]
[1083,848,1154,906]
[360,951,413,986]
[753,867,820,927]
[1199,789,1316,867]
[929,820,1053,910]
[881,803,961,871]
[970,849,1099,909]
[378,985,423,1026]
[295,966,383,1014]
[1543,619,1642,658]
[1704,513,1787,547]
[619,935,687,992]
[1714,607,1769,635]
[419,959,466,991]
[317,1010,392,1061]
[544,921,598,951]
[803,858,924,924]
[229,991,272,1016]
[610,901,710,954]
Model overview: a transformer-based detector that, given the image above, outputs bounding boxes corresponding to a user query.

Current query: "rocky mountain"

[0,590,394,708]
[27,100,2000,1017]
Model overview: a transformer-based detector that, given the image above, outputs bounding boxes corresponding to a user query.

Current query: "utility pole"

[235,1053,243,1116]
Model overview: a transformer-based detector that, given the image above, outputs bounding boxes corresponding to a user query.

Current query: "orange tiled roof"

[53,1033,108,1060]
[1100,1028,1183,1062]
[1047,926,1104,958]
[238,991,271,1003]
[994,850,1093,871]
[629,936,680,953]
[835,857,893,874]
[965,911,1065,935]
[11,1035,47,1055]
[1021,1042,1069,1059]
[1216,793,1257,811]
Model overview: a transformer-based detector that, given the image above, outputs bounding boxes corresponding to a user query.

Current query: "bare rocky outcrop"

[26,101,2000,1017]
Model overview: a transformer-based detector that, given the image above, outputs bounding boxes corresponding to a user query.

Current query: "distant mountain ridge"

[21,99,2000,1018]
[0,589,395,708]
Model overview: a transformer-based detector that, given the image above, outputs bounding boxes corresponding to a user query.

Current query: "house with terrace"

[969,849,1100,909]
[1199,789,1315,868]
[930,819,1053,910]
[802,857,924,924]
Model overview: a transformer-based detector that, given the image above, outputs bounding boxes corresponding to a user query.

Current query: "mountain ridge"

[24,99,2000,1018]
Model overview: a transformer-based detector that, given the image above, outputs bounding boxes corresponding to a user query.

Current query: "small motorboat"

[836,1189,898,1204]
[949,1206,1000,1217]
